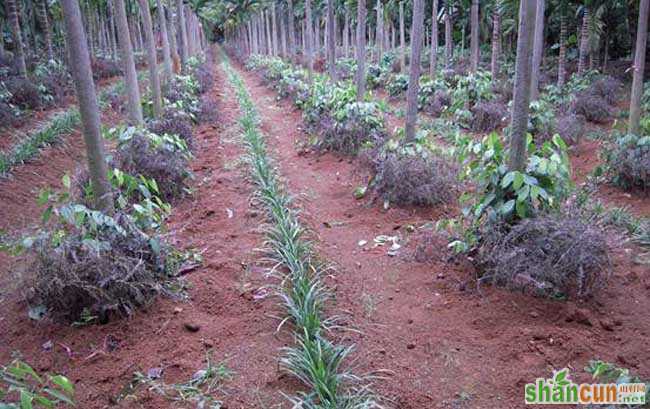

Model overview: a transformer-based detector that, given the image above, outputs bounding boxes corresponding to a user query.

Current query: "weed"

[133,352,231,408]
[0,358,75,407]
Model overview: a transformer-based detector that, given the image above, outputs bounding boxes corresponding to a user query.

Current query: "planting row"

[223,51,382,408]
[235,52,650,304]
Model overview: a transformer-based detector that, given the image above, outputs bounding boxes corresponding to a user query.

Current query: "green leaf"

[62,174,71,189]
[500,200,515,215]
[20,390,33,409]
[32,396,55,408]
[513,172,525,190]
[515,199,527,219]
[501,171,515,188]
[41,206,53,224]
[43,388,74,405]
[49,375,74,396]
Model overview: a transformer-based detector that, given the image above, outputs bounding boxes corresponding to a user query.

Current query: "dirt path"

[233,61,650,409]
[0,58,294,408]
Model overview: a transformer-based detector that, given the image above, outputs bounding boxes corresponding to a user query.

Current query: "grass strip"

[0,109,81,175]
[221,51,382,408]
[0,79,128,177]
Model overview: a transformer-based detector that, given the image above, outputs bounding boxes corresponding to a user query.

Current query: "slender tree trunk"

[288,0,296,61]
[343,8,350,58]
[281,6,288,57]
[176,0,188,70]
[430,0,439,76]
[405,0,425,142]
[508,0,535,172]
[305,0,314,79]
[530,0,545,100]
[355,0,367,101]
[314,15,320,58]
[156,0,173,83]
[326,0,336,80]
[6,0,27,77]
[264,10,271,55]
[376,0,383,62]
[399,1,406,72]
[114,0,143,125]
[167,2,181,73]
[629,0,649,135]
[138,0,162,119]
[271,4,279,56]
[491,4,501,79]
[108,0,118,61]
[577,6,589,75]
[556,11,567,86]
[60,0,113,213]
[36,0,54,61]
[0,27,5,60]
[470,0,479,72]
[445,1,453,69]
[602,34,609,72]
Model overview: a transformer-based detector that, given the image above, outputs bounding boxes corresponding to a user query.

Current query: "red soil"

[0,56,647,409]
[234,63,650,408]
[0,62,298,408]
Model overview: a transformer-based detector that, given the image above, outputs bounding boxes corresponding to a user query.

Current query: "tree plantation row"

[0,0,649,408]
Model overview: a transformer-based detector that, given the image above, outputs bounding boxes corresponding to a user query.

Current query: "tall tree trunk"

[37,0,54,61]
[530,0,545,100]
[429,0,439,76]
[271,3,279,56]
[343,8,350,57]
[305,0,314,79]
[0,24,6,60]
[114,0,143,125]
[288,0,296,61]
[326,0,336,80]
[108,0,118,61]
[313,15,318,58]
[156,0,173,83]
[399,1,406,72]
[376,0,383,63]
[60,0,113,213]
[167,1,181,73]
[577,6,589,75]
[491,3,501,79]
[281,6,288,57]
[176,0,188,70]
[6,0,27,77]
[355,0,367,101]
[629,0,649,135]
[508,0,535,172]
[557,7,567,86]
[405,0,424,142]
[138,0,162,119]
[444,1,453,69]
[265,10,272,55]
[470,0,479,72]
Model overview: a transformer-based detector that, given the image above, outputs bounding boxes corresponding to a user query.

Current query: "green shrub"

[112,126,193,201]
[386,73,409,97]
[441,133,572,252]
[304,79,385,154]
[24,204,179,322]
[602,132,650,191]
